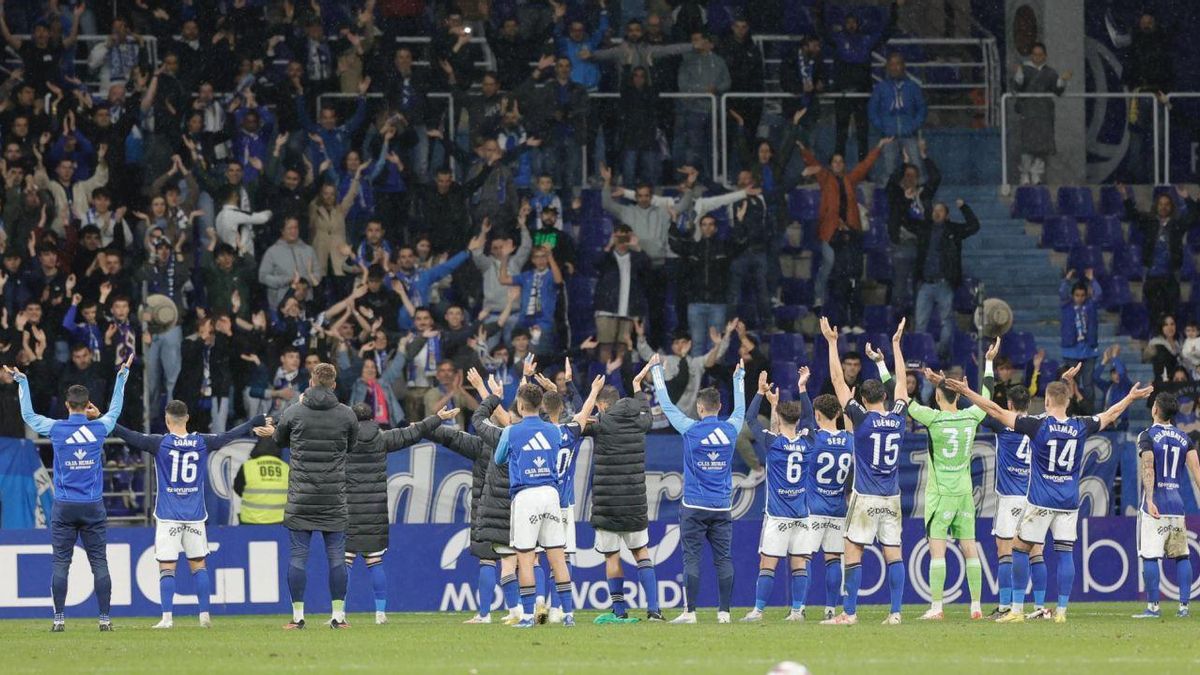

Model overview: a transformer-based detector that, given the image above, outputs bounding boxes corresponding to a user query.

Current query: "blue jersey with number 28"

[1014,414,1101,511]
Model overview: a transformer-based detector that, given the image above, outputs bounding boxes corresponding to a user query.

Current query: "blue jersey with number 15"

[1014,414,1101,510]
[846,400,908,497]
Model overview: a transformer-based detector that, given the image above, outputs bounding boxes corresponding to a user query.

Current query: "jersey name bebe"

[763,433,808,519]
[804,429,854,517]
[154,433,211,522]
[1014,414,1101,510]
[1138,424,1195,517]
[846,400,908,497]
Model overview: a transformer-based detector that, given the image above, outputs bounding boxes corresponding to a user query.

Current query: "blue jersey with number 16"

[1014,414,1101,510]
[154,433,210,522]
[845,400,908,497]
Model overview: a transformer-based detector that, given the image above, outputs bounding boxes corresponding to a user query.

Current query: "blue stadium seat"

[862,305,894,335]
[862,221,890,252]
[951,330,978,367]
[1119,303,1150,340]
[1101,275,1131,311]
[866,249,893,282]
[1011,185,1051,222]
[788,188,821,224]
[769,333,808,364]
[1067,245,1104,275]
[1112,244,1144,279]
[1098,185,1126,217]
[1040,215,1080,252]
[953,277,980,313]
[780,277,813,306]
[1000,330,1037,367]
[870,186,889,222]
[1085,215,1124,252]
[1030,359,1059,396]
[1057,186,1095,218]
[773,305,808,327]
[901,332,938,367]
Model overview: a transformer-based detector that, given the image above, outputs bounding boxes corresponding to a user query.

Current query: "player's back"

[805,428,854,517]
[846,400,908,497]
[918,406,984,497]
[554,422,584,508]
[49,416,112,502]
[504,417,563,496]
[1020,414,1100,510]
[681,417,738,510]
[154,433,211,522]
[763,433,808,519]
[1138,423,1193,516]
[984,416,1035,497]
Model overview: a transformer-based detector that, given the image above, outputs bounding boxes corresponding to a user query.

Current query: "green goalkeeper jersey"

[909,403,987,497]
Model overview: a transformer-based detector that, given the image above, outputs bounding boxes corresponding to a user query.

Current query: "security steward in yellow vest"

[233,438,289,524]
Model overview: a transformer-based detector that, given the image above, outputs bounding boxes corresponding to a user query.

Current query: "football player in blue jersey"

[944,367,1152,623]
[111,401,273,629]
[493,376,605,628]
[8,355,131,632]
[981,385,1050,621]
[651,352,747,624]
[820,317,909,626]
[1132,392,1200,619]
[742,368,815,623]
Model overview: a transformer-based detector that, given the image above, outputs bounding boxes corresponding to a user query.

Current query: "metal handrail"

[7,34,159,80]
[581,92,717,185]
[316,91,457,173]
[999,91,1161,191]
[32,437,152,526]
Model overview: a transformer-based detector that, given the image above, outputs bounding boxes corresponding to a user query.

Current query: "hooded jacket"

[273,386,358,531]
[586,395,653,533]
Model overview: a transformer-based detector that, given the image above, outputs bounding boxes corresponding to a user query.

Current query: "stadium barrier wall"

[0,516,1197,618]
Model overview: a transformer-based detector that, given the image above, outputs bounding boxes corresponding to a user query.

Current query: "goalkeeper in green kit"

[866,337,997,621]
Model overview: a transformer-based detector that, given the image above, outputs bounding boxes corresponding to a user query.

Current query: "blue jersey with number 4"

[984,416,1036,497]
[804,429,854,517]
[846,400,908,497]
[762,432,809,519]
[1138,423,1195,517]
[1014,414,1101,510]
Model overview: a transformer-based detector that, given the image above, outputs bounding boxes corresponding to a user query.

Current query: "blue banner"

[0,439,53,529]
[0,517,1197,618]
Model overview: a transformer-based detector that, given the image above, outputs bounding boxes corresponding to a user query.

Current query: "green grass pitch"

[1,605,1195,674]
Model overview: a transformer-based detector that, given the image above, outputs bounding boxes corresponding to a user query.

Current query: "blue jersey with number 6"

[1137,423,1195,517]
[762,432,809,519]
[1014,415,1101,510]
[845,400,908,497]
[804,429,854,517]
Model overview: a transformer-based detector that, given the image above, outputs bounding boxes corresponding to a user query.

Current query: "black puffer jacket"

[273,386,358,532]
[346,414,443,553]
[426,395,502,556]
[469,396,512,553]
[587,395,652,533]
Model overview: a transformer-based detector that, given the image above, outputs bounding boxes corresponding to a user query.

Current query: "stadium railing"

[5,34,159,87]
[999,91,1161,192]
[33,437,152,525]
[580,92,718,186]
[316,91,458,173]
[1164,92,1199,185]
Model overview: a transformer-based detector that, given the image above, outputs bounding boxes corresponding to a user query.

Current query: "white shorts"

[510,485,565,552]
[801,515,846,554]
[562,506,577,554]
[1017,503,1079,545]
[991,494,1028,539]
[759,516,811,557]
[593,528,650,554]
[155,520,208,561]
[845,491,902,547]
[1137,512,1189,559]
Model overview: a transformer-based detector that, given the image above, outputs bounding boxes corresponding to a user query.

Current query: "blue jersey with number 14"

[1014,414,1101,510]
[846,400,908,497]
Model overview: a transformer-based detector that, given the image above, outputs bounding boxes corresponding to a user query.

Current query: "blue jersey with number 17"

[1014,414,1101,510]
[845,399,908,497]
[1138,423,1196,517]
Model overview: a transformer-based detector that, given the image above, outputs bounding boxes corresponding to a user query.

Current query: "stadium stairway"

[954,184,1153,424]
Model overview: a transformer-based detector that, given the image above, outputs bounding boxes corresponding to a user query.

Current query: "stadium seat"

[1040,215,1080,252]
[773,304,808,327]
[901,332,938,367]
[1101,275,1131,311]
[1030,359,1060,395]
[869,186,889,222]
[1067,245,1104,275]
[1112,244,1144,279]
[788,188,821,224]
[862,221,890,252]
[780,278,813,306]
[951,330,978,367]
[862,305,894,335]
[1011,185,1051,222]
[866,249,893,282]
[769,333,808,364]
[1000,330,1037,367]
[953,277,980,313]
[1119,303,1150,340]
[1098,185,1126,217]
[1057,186,1095,218]
[1085,215,1124,252]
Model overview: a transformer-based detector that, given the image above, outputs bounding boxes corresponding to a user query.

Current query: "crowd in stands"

[0,1,1195,512]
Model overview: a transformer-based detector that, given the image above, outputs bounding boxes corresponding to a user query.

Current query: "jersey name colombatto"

[1014,414,1101,510]
[154,433,211,522]
[846,400,908,497]
[763,432,809,519]
[909,403,986,497]
[1138,423,1195,517]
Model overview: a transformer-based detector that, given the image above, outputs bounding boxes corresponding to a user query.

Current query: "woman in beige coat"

[309,166,361,278]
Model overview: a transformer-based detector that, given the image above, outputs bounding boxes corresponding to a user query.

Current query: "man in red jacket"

[800,137,890,315]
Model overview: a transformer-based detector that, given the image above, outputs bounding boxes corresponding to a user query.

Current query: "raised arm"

[941,377,1017,429]
[891,318,908,402]
[1096,382,1154,431]
[650,354,695,434]
[200,414,268,449]
[820,317,851,407]
[10,370,55,436]
[380,413,444,451]
[112,425,166,455]
[572,375,607,427]
[98,360,133,434]
[726,360,747,430]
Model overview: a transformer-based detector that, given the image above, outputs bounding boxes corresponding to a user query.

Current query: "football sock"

[965,557,983,606]
[368,560,387,613]
[844,563,862,615]
[1177,558,1193,609]
[929,558,947,606]
[825,558,842,610]
[754,568,775,612]
[997,554,1013,608]
[193,568,211,614]
[292,602,305,623]
[1011,550,1030,611]
[1030,554,1047,607]
[887,560,905,614]
[1055,547,1075,610]
[607,577,627,616]
[556,582,575,614]
[519,585,536,618]
[1142,558,1161,606]
[790,568,809,611]
[533,563,547,606]
[478,562,497,618]
[159,569,176,617]
[331,599,346,622]
[637,559,660,612]
[501,574,519,612]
